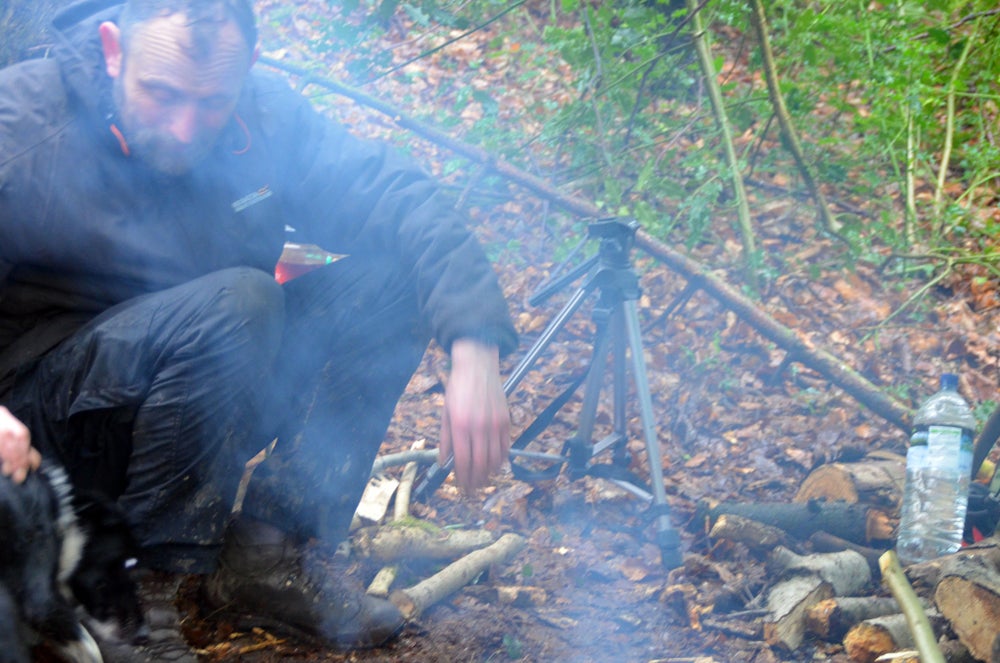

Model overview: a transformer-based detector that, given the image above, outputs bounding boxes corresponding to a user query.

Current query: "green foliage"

[299,0,1000,284]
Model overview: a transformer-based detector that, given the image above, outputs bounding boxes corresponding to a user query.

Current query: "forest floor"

[181,1,1000,661]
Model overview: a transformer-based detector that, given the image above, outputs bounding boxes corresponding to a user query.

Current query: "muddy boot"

[202,518,404,650]
[96,571,197,663]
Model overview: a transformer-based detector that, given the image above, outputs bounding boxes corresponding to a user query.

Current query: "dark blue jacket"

[0,0,516,387]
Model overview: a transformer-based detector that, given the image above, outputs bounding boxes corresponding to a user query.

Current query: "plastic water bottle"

[896,373,977,565]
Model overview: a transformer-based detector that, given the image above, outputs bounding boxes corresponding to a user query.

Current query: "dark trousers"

[5,257,429,573]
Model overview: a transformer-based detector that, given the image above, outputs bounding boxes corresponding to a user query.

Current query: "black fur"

[0,461,144,663]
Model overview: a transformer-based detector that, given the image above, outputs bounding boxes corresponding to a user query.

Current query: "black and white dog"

[0,460,145,663]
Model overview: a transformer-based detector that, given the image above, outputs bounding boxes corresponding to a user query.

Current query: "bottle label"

[926,425,973,475]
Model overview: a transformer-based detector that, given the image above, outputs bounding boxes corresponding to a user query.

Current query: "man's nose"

[169,104,200,144]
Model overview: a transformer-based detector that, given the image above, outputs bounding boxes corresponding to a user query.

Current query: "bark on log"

[809,532,888,579]
[352,524,496,562]
[934,551,1000,661]
[256,56,913,432]
[795,453,906,510]
[805,596,909,641]
[903,538,1000,595]
[390,533,526,620]
[843,612,947,663]
[764,574,835,650]
[769,546,872,596]
[693,499,889,545]
[709,513,796,553]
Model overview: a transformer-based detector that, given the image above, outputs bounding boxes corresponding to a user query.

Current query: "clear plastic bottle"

[896,373,977,565]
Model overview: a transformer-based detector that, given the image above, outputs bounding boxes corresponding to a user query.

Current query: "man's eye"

[149,88,179,104]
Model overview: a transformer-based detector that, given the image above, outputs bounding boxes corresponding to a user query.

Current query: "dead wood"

[805,597,909,641]
[389,532,526,620]
[353,524,496,562]
[902,537,1000,594]
[257,56,913,433]
[708,513,796,553]
[933,549,1000,661]
[843,612,947,663]
[694,499,889,545]
[809,532,888,579]
[366,565,399,597]
[769,546,872,596]
[763,574,835,650]
[795,453,906,510]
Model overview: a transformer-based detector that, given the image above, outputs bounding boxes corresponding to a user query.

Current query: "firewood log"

[693,499,890,545]
[843,611,946,663]
[934,550,1000,661]
[763,573,834,650]
[795,452,906,509]
[768,546,872,596]
[805,596,910,641]
[708,513,796,553]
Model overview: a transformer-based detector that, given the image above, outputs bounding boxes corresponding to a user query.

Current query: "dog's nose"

[131,621,150,644]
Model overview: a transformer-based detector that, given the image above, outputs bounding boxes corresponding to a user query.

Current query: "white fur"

[39,463,85,588]
[53,625,103,663]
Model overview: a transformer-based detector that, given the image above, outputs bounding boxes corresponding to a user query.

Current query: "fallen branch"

[693,499,892,545]
[369,448,438,476]
[353,522,496,562]
[390,533,526,620]
[257,55,914,432]
[393,460,419,521]
[709,513,795,554]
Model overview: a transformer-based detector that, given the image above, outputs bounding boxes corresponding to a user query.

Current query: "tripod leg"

[504,283,594,395]
[622,299,683,569]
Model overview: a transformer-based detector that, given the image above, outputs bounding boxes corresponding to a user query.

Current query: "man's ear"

[98,21,123,78]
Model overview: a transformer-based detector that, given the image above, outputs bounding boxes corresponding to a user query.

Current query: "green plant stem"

[684,0,759,291]
[748,0,841,238]
[905,104,917,245]
[879,550,945,663]
[933,20,978,236]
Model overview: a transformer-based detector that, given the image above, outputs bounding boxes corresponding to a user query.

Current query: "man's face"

[105,14,252,175]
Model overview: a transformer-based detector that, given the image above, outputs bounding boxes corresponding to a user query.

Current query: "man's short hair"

[118,0,258,57]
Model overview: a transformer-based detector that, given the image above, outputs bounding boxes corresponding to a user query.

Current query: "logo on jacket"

[232,185,273,213]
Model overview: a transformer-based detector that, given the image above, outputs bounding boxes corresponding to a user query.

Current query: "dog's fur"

[0,461,145,663]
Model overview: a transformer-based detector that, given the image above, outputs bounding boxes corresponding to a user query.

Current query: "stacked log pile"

[679,451,1000,662]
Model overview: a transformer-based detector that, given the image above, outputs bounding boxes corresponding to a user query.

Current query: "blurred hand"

[439,339,510,492]
[0,406,39,483]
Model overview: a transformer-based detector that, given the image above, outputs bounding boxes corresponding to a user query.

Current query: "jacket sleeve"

[252,72,517,356]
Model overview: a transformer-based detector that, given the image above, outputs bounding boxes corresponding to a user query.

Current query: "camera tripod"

[415,218,682,569]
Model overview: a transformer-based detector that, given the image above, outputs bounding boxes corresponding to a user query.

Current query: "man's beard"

[113,78,217,176]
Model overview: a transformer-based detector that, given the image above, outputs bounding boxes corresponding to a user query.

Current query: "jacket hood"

[50,0,123,129]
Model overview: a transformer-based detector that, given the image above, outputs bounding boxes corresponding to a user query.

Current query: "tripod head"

[588,217,639,271]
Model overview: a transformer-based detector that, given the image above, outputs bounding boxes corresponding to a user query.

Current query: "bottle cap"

[941,373,958,390]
